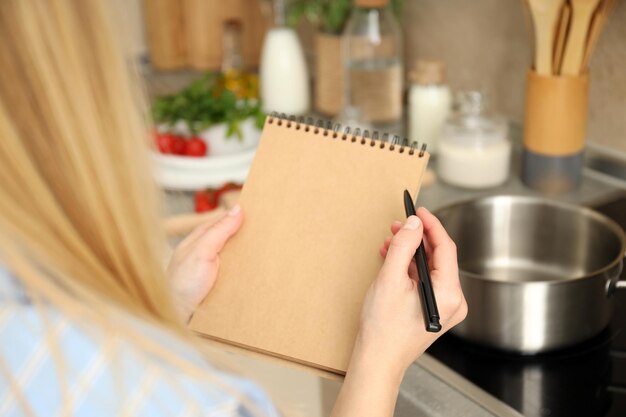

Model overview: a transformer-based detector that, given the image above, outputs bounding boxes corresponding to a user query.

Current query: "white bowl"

[152,146,256,171]
[157,117,261,157]
[154,164,251,191]
[152,117,261,190]
[200,118,260,156]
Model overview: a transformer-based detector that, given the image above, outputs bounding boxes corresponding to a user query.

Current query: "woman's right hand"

[353,207,467,377]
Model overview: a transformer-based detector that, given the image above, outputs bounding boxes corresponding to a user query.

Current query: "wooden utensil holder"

[522,69,589,193]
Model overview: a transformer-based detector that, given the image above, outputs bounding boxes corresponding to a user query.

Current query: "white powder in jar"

[437,105,511,189]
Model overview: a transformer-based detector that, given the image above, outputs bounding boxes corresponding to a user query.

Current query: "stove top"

[427,194,626,417]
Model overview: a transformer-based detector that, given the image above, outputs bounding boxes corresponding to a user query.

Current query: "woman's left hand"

[167,205,243,323]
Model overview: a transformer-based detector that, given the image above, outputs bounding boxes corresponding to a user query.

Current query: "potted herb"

[287,0,402,116]
[151,72,266,156]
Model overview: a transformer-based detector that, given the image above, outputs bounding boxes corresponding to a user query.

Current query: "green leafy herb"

[287,0,403,34]
[151,72,265,140]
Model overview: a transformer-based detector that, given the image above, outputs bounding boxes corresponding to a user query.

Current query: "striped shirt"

[0,267,280,417]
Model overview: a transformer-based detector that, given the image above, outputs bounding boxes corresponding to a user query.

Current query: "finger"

[181,214,223,247]
[390,221,403,235]
[417,207,458,278]
[194,205,244,257]
[380,216,423,280]
[417,207,453,250]
[408,259,418,281]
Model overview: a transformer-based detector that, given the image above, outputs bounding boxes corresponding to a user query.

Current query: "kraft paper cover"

[189,117,429,374]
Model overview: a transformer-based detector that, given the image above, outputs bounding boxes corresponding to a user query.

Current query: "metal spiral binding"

[267,112,426,157]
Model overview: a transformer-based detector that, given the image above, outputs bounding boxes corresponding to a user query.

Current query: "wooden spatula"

[561,0,603,75]
[527,0,565,75]
[581,0,616,69]
[553,3,571,75]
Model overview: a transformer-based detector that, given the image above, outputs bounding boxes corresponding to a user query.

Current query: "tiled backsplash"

[403,0,626,153]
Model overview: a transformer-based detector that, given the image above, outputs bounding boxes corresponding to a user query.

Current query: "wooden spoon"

[521,0,536,62]
[553,3,571,75]
[561,0,603,75]
[581,0,616,69]
[527,0,565,75]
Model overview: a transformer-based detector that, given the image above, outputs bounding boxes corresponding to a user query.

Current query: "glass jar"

[438,91,511,189]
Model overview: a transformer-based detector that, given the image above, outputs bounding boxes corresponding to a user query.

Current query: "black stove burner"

[427,194,626,417]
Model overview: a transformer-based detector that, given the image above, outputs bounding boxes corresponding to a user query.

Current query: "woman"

[0,1,467,416]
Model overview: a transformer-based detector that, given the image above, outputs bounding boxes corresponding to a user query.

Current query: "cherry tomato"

[184,137,208,157]
[171,136,186,155]
[216,182,242,200]
[156,133,175,154]
[194,189,219,212]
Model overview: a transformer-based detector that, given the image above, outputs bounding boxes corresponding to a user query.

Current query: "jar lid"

[409,60,446,85]
[355,0,389,8]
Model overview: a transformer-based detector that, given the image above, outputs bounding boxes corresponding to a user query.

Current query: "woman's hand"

[355,207,467,377]
[167,205,243,323]
[331,208,466,417]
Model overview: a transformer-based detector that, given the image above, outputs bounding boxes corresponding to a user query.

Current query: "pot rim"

[433,195,626,285]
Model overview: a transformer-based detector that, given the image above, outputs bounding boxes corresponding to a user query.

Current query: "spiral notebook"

[189,115,430,374]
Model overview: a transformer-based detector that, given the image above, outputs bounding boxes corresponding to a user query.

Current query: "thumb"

[196,205,244,256]
[381,216,423,280]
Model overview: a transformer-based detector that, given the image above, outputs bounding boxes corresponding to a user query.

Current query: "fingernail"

[392,220,403,227]
[403,216,421,230]
[228,204,241,217]
[421,206,430,213]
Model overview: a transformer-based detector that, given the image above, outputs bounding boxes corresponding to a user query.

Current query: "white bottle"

[259,0,309,115]
[408,61,451,154]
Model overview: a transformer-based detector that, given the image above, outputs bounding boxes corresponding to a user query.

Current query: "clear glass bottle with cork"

[342,0,403,133]
[220,19,259,100]
[408,60,451,155]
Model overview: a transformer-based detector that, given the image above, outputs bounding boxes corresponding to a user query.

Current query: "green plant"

[287,0,403,34]
[151,73,265,140]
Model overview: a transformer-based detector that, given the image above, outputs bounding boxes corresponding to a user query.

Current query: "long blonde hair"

[0,1,280,415]
[0,0,180,326]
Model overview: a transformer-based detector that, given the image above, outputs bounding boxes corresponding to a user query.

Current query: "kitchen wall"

[123,1,626,153]
[403,0,626,153]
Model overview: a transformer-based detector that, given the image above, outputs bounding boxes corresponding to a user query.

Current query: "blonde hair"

[0,1,277,416]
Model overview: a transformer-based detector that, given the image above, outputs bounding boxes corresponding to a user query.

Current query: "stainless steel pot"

[434,195,626,353]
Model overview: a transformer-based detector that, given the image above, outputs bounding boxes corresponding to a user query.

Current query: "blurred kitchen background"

[117,0,626,152]
[117,1,626,416]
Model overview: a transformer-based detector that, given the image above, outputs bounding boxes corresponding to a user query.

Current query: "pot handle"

[607,253,626,295]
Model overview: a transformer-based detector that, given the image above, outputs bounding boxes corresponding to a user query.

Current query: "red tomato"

[194,189,219,212]
[171,136,186,155]
[156,133,175,154]
[184,137,208,157]
[216,182,242,200]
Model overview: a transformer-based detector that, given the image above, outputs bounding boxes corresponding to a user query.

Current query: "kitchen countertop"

[419,152,622,212]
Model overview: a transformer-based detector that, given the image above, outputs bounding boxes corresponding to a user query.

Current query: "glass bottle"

[221,19,244,73]
[342,0,403,133]
[259,0,310,115]
[408,60,452,155]
[220,20,259,100]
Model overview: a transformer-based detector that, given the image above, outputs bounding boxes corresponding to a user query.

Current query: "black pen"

[403,190,441,332]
